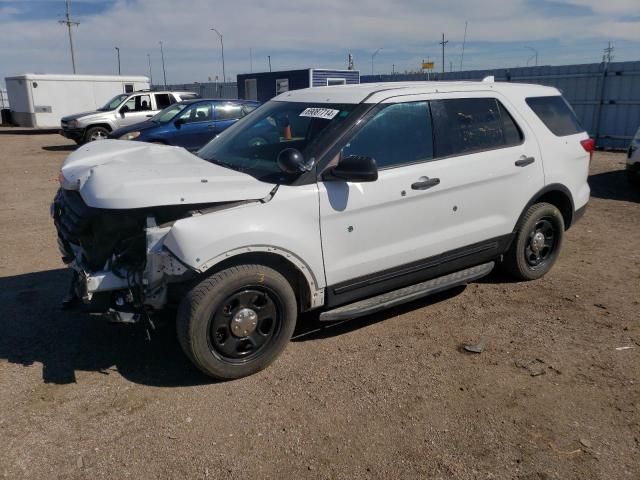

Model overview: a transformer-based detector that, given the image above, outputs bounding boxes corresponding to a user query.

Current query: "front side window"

[122,94,152,112]
[198,101,359,184]
[526,96,583,137]
[342,102,433,169]
[151,103,188,123]
[178,103,213,124]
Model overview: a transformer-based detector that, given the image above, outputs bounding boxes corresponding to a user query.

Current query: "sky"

[0,0,638,86]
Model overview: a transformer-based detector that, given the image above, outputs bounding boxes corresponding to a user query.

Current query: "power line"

[58,0,79,74]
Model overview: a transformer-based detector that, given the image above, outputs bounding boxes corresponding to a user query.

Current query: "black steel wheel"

[177,264,297,380]
[208,287,282,363]
[501,202,565,281]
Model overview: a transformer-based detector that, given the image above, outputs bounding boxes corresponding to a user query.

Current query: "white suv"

[60,90,199,144]
[52,80,592,379]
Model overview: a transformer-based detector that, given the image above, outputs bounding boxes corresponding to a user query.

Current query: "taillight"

[580,138,595,162]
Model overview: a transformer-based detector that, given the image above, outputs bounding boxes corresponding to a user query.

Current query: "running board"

[319,262,495,322]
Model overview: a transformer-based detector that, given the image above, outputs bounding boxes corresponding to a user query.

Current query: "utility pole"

[115,47,121,75]
[268,55,272,72]
[58,0,80,73]
[603,41,614,63]
[159,41,167,88]
[250,48,253,73]
[211,28,226,83]
[392,64,395,75]
[439,33,448,74]
[147,53,153,85]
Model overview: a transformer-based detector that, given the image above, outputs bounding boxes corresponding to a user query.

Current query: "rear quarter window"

[526,96,583,137]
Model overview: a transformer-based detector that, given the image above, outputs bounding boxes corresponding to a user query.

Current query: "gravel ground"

[0,131,638,480]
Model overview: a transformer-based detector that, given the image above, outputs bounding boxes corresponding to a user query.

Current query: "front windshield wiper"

[205,156,248,174]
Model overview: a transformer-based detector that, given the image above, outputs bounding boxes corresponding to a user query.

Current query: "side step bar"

[319,262,495,322]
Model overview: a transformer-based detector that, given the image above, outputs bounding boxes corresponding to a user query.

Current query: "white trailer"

[5,74,150,128]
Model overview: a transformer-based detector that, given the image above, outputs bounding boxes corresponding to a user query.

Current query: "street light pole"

[115,47,121,75]
[371,48,382,75]
[147,53,153,85]
[211,28,226,83]
[159,41,167,88]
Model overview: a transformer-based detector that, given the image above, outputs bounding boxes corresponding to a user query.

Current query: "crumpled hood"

[60,140,274,209]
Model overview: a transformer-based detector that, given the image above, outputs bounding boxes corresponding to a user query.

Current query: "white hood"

[60,140,274,209]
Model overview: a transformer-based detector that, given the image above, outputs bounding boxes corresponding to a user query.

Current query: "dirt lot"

[0,130,638,480]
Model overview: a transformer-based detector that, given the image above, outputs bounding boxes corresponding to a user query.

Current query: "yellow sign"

[422,62,434,70]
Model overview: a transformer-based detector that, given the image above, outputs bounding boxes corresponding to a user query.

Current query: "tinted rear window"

[430,98,522,158]
[526,96,583,137]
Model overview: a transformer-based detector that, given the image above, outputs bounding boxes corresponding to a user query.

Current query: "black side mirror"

[174,118,185,128]
[325,155,378,182]
[277,148,313,174]
[120,105,130,115]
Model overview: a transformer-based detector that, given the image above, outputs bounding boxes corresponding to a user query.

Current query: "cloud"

[0,0,638,83]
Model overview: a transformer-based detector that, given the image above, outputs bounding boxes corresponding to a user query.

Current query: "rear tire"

[176,264,297,380]
[84,126,109,143]
[501,202,564,281]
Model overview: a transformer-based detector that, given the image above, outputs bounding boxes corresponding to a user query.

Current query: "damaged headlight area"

[51,188,201,323]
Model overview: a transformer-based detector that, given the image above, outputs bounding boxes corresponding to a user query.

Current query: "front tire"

[502,202,565,281]
[176,264,297,380]
[84,126,110,143]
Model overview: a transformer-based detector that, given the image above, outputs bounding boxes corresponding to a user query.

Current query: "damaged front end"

[51,188,195,323]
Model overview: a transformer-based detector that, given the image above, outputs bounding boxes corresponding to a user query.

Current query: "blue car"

[109,99,260,151]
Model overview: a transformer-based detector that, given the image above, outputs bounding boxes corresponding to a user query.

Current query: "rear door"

[410,93,544,254]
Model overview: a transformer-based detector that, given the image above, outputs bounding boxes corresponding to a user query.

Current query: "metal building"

[363,61,640,149]
[237,69,360,103]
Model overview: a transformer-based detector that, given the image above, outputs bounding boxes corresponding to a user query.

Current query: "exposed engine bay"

[51,188,222,322]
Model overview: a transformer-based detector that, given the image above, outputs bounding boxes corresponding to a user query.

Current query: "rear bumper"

[60,127,84,142]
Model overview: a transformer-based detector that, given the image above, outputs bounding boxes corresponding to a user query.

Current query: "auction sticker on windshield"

[299,108,340,120]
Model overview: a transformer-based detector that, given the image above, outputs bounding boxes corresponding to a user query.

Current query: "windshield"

[152,103,189,123]
[98,94,129,111]
[198,101,358,183]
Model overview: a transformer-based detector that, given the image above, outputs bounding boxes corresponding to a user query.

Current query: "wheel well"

[86,123,112,133]
[534,190,573,229]
[205,252,313,312]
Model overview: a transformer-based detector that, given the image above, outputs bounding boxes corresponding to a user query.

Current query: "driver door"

[318,101,439,296]
[118,94,153,127]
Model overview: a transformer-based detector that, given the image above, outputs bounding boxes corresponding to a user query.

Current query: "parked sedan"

[109,99,260,151]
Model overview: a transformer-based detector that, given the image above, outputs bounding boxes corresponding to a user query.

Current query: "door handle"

[411,177,440,190]
[208,125,214,129]
[515,156,535,167]
[145,114,153,118]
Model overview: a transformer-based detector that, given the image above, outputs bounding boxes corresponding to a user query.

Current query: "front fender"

[163,183,326,291]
